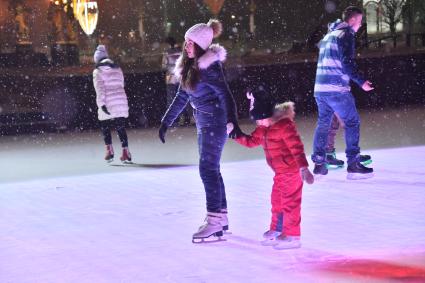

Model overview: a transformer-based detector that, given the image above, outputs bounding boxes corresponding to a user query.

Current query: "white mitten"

[226,122,234,135]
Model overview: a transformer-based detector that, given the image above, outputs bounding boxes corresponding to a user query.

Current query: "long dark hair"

[180,42,206,91]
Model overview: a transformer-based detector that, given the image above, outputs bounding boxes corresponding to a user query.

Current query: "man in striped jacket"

[311,6,374,180]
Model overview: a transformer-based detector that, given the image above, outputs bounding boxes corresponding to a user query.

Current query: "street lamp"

[73,0,98,35]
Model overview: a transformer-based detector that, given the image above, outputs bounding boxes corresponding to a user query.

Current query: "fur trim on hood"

[174,44,227,79]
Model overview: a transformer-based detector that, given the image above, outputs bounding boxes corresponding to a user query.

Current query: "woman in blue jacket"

[158,19,242,242]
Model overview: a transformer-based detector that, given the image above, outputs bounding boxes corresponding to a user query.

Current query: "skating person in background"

[235,91,314,250]
[93,45,132,164]
[162,37,192,126]
[158,19,242,242]
[325,113,372,168]
[312,6,374,180]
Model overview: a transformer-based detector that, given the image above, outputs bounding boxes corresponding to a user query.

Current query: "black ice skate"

[347,161,374,180]
[326,151,345,169]
[313,163,328,176]
[359,154,372,166]
[192,212,225,243]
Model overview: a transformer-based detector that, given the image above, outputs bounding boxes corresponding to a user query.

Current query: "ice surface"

[1,108,424,282]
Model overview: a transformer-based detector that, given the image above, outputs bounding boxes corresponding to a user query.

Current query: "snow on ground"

[1,107,425,282]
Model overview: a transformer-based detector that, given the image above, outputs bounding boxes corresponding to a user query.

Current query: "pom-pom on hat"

[184,19,223,50]
[247,85,275,120]
[94,45,109,64]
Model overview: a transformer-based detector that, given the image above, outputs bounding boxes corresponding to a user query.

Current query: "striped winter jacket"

[314,20,365,96]
[93,59,129,121]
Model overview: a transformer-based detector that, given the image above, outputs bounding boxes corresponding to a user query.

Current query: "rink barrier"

[0,53,423,134]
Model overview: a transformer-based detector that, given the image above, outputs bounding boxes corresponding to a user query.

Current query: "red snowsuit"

[236,117,309,236]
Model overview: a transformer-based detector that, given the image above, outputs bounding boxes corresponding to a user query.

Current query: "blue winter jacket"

[314,20,365,96]
[161,44,238,128]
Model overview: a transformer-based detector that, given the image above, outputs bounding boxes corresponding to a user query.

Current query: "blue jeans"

[312,93,360,165]
[197,126,227,212]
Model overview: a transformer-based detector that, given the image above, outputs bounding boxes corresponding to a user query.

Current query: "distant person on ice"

[311,6,374,180]
[235,89,314,250]
[158,19,242,242]
[93,45,132,164]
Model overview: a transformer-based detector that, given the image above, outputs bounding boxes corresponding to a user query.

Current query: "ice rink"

[1,107,425,282]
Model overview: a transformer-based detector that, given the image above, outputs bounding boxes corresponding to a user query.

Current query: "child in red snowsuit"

[236,94,314,250]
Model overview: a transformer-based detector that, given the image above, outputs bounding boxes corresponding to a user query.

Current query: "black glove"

[101,105,110,115]
[158,123,168,143]
[228,123,243,139]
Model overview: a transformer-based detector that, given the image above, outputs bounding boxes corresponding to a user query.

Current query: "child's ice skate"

[105,144,114,163]
[260,230,281,246]
[347,161,374,180]
[273,235,301,250]
[192,212,225,243]
[120,147,132,164]
[326,150,344,169]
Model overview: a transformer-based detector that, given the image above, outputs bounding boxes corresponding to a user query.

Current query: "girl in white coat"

[93,45,132,163]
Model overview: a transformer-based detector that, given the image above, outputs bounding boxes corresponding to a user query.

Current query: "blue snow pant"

[197,125,228,213]
[312,92,360,165]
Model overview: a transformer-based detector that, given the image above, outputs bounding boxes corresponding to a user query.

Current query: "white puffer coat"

[93,59,129,121]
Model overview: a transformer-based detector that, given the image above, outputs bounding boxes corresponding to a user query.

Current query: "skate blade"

[347,172,374,180]
[260,238,279,246]
[106,159,114,163]
[192,236,226,244]
[121,160,133,164]
[326,164,344,170]
[273,242,302,250]
[192,230,225,243]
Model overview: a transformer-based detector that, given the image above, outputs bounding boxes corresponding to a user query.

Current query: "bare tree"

[412,0,425,46]
[414,0,425,29]
[381,0,406,47]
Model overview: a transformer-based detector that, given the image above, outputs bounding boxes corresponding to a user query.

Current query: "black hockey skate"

[326,151,345,169]
[347,162,374,180]
[359,154,372,166]
[313,163,328,176]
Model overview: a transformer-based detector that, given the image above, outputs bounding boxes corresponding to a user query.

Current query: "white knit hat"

[94,45,109,63]
[184,19,223,50]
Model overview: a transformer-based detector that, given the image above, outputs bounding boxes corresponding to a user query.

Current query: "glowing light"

[203,0,225,16]
[73,0,99,35]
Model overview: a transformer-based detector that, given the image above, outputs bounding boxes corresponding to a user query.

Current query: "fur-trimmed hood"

[174,44,227,78]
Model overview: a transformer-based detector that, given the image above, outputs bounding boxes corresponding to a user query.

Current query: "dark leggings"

[100,118,128,147]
